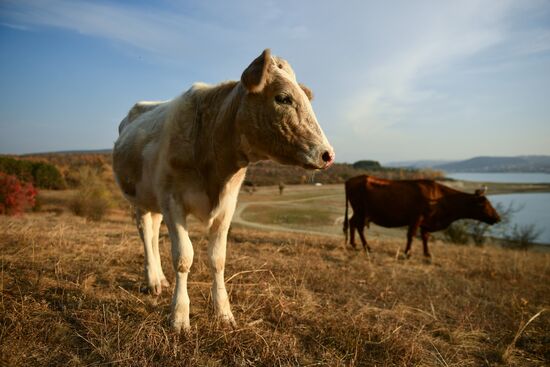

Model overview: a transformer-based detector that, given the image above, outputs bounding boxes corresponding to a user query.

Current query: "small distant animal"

[278,182,285,195]
[343,175,500,257]
[243,180,256,194]
[113,49,334,332]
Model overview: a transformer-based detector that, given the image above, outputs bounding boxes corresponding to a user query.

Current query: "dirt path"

[231,194,342,237]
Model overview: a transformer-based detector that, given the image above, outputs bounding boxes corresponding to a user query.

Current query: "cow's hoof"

[146,270,163,295]
[161,278,170,288]
[140,283,162,295]
[218,312,237,329]
[422,256,433,264]
[398,253,410,260]
[147,281,162,296]
[171,320,191,334]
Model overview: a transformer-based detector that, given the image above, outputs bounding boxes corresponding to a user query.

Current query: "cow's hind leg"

[357,222,372,253]
[349,215,359,250]
[136,208,163,295]
[151,213,169,288]
[163,200,194,333]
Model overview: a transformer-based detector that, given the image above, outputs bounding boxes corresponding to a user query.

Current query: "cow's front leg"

[404,218,423,258]
[163,200,194,333]
[404,224,417,258]
[420,228,432,258]
[208,216,236,327]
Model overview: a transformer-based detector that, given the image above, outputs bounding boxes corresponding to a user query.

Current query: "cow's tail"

[343,183,349,243]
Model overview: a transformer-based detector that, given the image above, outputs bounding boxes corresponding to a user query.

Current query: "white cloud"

[344,1,510,136]
[0,0,243,63]
[0,22,31,31]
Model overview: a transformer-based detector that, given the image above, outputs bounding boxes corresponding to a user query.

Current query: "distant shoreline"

[441,179,550,195]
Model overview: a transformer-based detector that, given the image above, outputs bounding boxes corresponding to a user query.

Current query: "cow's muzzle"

[301,146,335,170]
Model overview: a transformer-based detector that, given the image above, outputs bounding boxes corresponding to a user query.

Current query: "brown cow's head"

[236,49,334,170]
[472,187,501,225]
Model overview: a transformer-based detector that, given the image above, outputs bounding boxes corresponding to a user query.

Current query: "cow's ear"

[241,49,271,93]
[475,185,488,196]
[299,83,314,101]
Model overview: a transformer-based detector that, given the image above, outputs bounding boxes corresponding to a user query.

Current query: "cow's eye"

[275,94,293,105]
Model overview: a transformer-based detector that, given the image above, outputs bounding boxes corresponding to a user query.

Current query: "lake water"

[488,193,550,244]
[446,172,550,183]
[445,172,550,244]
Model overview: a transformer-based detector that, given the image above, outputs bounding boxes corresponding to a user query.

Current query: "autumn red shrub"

[0,172,37,215]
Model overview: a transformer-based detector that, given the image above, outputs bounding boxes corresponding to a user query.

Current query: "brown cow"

[343,175,500,257]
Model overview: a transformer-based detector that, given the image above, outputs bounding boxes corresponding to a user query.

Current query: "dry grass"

[1,209,549,366]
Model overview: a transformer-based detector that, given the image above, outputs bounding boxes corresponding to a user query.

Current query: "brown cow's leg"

[349,215,358,250]
[420,228,431,258]
[357,222,371,252]
[404,223,419,258]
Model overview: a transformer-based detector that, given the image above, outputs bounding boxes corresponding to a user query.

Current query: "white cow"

[113,49,334,332]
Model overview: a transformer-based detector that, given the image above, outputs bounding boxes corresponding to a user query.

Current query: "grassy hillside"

[1,191,549,366]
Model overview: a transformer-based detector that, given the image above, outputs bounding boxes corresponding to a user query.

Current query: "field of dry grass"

[2,193,549,366]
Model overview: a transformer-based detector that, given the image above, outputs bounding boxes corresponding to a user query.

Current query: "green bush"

[469,220,491,246]
[70,167,113,221]
[352,160,382,170]
[32,162,65,189]
[443,220,470,244]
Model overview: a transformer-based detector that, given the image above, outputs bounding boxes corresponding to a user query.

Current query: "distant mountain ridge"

[388,155,550,173]
[22,148,112,156]
[435,156,550,173]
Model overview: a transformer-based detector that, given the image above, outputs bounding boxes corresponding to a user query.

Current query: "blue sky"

[1,0,549,163]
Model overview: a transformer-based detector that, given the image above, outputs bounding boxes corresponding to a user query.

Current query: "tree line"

[0,156,65,189]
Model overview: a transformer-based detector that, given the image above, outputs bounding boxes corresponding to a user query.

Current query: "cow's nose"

[321,150,334,168]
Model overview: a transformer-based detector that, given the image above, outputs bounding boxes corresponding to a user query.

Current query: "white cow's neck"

[189,81,249,208]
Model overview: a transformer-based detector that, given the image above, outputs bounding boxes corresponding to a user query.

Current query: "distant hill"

[385,159,454,169]
[386,156,550,173]
[434,156,550,173]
